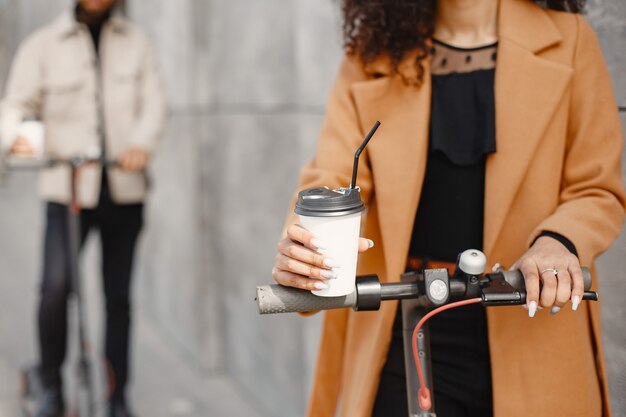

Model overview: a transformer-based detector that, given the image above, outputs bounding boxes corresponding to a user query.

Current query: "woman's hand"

[272,224,373,291]
[511,236,584,318]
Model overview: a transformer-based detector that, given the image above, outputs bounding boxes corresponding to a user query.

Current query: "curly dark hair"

[342,0,585,82]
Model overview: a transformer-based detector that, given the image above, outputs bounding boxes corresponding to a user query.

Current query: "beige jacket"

[288,0,626,416]
[0,11,166,207]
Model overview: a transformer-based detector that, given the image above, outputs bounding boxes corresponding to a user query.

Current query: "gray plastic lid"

[295,187,364,217]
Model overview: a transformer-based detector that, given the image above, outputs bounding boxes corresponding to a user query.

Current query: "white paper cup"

[17,120,45,158]
[295,186,364,297]
[299,211,362,297]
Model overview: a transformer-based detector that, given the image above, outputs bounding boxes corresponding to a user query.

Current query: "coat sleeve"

[527,16,626,265]
[0,33,44,154]
[127,33,167,153]
[282,55,374,233]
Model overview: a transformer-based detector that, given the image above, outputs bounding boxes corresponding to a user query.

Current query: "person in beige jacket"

[273,0,625,416]
[0,1,165,416]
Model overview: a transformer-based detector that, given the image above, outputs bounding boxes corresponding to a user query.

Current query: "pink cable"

[411,298,482,410]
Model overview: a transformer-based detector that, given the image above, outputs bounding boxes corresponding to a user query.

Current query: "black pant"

[372,304,493,417]
[38,185,142,400]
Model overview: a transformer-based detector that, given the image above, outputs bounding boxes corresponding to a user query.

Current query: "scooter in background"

[7,153,117,417]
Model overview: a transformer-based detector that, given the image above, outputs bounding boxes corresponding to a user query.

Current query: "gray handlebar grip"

[501,267,592,290]
[256,285,357,314]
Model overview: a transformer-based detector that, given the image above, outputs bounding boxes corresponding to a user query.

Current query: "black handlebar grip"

[256,285,357,314]
[500,267,592,291]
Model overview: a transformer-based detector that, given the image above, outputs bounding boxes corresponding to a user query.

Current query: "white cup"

[299,212,362,297]
[295,187,364,297]
[17,120,45,158]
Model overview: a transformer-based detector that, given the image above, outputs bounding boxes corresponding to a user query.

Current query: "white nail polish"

[367,239,374,249]
[550,306,560,315]
[323,258,341,268]
[311,238,327,250]
[572,295,581,311]
[320,270,337,280]
[528,301,537,318]
[314,282,328,290]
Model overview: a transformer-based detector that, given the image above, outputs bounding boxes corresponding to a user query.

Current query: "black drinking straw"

[350,121,381,189]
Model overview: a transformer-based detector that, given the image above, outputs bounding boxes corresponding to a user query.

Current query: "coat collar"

[352,0,573,279]
[498,0,562,53]
[484,0,572,255]
[52,8,128,39]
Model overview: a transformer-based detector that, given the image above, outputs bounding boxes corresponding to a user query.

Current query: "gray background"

[0,0,624,416]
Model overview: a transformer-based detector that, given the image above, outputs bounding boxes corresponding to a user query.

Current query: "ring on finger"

[540,267,558,277]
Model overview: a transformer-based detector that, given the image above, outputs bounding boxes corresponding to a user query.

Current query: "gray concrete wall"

[0,1,624,416]
[125,1,342,415]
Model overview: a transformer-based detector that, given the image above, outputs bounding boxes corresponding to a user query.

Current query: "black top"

[373,40,498,416]
[412,38,496,407]
[75,4,112,55]
[409,39,497,262]
[75,5,112,200]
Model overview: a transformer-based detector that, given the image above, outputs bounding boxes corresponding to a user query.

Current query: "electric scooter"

[255,249,598,417]
[7,154,117,417]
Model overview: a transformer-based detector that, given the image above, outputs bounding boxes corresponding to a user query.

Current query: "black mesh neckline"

[431,39,498,76]
[428,41,497,166]
[432,38,498,51]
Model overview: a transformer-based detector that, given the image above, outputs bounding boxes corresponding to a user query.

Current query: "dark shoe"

[109,397,134,417]
[35,386,64,417]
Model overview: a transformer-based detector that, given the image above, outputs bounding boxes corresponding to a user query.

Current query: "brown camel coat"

[286,0,626,416]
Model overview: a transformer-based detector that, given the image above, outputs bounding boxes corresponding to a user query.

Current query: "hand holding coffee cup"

[9,136,36,156]
[11,120,45,157]
[273,121,381,297]
[273,224,374,292]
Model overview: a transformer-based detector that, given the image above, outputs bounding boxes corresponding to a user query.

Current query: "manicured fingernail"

[572,295,581,311]
[528,301,537,318]
[314,282,328,290]
[311,238,327,250]
[551,306,561,315]
[320,270,337,280]
[323,258,341,268]
[367,239,374,248]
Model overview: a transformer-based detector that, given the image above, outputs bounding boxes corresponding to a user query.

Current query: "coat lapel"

[351,0,574,274]
[484,0,573,255]
[351,64,432,282]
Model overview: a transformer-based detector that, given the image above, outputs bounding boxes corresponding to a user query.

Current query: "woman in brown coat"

[272,0,625,416]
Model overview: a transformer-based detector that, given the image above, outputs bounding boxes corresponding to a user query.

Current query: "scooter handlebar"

[256,267,593,315]
[256,285,357,314]
[5,156,119,170]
